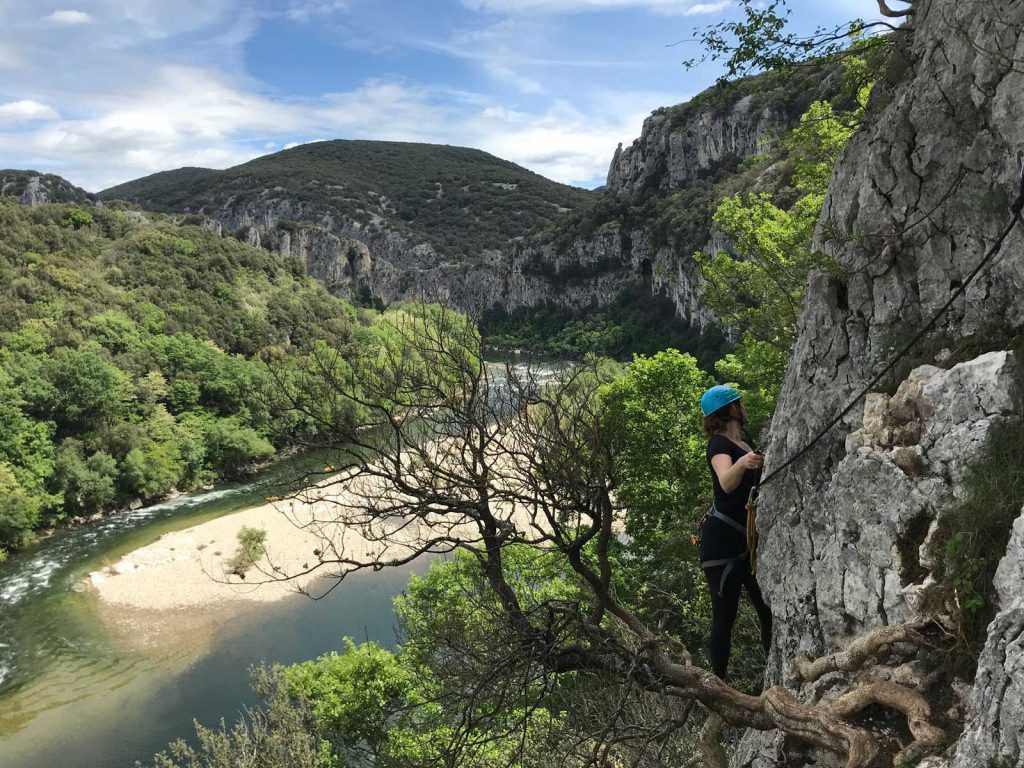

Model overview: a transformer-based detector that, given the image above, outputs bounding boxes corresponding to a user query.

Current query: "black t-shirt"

[699,434,761,561]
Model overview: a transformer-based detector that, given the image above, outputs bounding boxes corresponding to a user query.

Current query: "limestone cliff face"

[607,96,794,202]
[156,74,834,325]
[0,171,93,207]
[739,1,1024,765]
[505,224,718,326]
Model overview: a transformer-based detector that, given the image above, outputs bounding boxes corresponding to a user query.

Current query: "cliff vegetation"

[99,141,596,262]
[0,198,462,560]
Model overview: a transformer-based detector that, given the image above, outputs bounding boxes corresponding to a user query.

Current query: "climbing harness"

[695,486,761,595]
[698,504,752,596]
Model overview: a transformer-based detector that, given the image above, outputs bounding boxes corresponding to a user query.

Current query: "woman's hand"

[712,450,763,493]
[736,451,764,471]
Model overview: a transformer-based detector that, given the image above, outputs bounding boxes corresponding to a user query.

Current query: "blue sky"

[0,0,884,191]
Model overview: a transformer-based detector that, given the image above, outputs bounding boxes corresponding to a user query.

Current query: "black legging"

[702,559,773,680]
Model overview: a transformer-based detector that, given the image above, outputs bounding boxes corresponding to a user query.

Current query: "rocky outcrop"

[736,0,1024,764]
[953,509,1024,768]
[763,352,1019,657]
[606,64,843,201]
[0,171,93,207]
[607,97,790,202]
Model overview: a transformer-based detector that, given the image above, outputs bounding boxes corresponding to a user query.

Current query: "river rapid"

[0,358,563,768]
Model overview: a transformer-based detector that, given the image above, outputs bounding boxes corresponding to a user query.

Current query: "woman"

[698,384,773,681]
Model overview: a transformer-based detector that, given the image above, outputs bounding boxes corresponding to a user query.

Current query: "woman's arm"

[711,451,764,493]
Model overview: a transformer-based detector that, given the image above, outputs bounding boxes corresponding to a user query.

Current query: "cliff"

[0,170,94,207]
[94,70,840,327]
[739,1,1024,765]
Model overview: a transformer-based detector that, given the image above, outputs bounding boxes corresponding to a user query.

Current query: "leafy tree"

[283,640,415,766]
[121,439,184,501]
[695,88,866,420]
[41,348,131,435]
[602,350,713,552]
[0,463,41,552]
[684,0,906,84]
[53,441,119,515]
[202,417,275,473]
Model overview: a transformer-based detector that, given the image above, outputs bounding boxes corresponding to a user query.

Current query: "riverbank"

[87,472,423,613]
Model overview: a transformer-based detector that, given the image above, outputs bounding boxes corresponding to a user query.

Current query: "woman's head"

[700,385,744,436]
[702,400,746,436]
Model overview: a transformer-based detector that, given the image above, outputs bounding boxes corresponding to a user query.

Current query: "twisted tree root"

[825,679,945,766]
[699,711,728,768]
[762,686,880,768]
[877,0,914,18]
[792,621,934,682]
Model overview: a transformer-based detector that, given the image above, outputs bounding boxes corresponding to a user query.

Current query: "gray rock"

[735,0,1024,761]
[954,510,1024,768]
[0,170,93,206]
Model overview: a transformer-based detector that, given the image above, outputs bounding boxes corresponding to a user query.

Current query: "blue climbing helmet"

[700,385,741,417]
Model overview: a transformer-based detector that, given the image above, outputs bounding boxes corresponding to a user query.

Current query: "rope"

[757,170,1024,490]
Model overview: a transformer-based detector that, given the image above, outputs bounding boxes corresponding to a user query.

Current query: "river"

[0,358,563,768]
[0,448,425,768]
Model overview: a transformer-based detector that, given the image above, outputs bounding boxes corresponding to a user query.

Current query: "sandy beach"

[87,475,426,612]
[85,439,549,651]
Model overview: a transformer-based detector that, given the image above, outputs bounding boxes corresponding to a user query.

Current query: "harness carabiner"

[745,485,760,574]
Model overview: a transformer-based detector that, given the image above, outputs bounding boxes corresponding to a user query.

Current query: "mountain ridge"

[98,140,595,261]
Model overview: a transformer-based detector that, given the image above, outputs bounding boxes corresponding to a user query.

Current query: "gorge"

[2,1,1024,765]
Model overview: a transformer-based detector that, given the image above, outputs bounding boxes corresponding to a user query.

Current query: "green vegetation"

[929,419,1024,669]
[0,169,94,205]
[148,667,327,768]
[228,526,268,578]
[683,0,895,84]
[100,141,596,262]
[694,79,868,424]
[480,286,730,368]
[0,198,460,559]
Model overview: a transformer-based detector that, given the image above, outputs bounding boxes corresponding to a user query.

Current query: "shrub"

[65,208,94,230]
[228,525,267,577]
[0,463,41,549]
[203,418,275,473]
[930,419,1024,670]
[145,667,328,768]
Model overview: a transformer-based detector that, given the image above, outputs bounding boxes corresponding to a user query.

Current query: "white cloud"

[684,1,731,14]
[286,0,349,22]
[462,0,730,14]
[0,62,672,190]
[45,10,94,25]
[85,0,238,42]
[0,100,61,124]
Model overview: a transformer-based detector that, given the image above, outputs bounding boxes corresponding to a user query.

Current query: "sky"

[0,0,883,192]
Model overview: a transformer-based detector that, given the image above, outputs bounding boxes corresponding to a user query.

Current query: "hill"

[99,140,595,261]
[0,170,94,206]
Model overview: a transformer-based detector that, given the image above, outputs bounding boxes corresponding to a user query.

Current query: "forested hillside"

[100,141,595,261]
[0,198,451,559]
